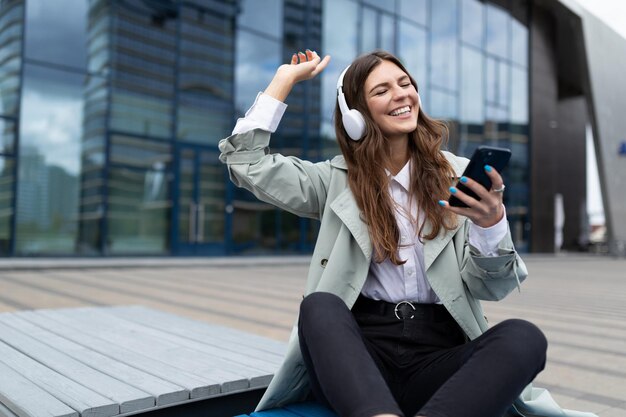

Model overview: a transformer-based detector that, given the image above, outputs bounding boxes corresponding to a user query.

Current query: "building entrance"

[174,144,226,255]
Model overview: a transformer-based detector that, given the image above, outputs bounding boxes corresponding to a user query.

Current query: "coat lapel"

[423,218,464,271]
[330,188,372,260]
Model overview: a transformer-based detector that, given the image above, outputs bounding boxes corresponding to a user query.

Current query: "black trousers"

[298,292,547,417]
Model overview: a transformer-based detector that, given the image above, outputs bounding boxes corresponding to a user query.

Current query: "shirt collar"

[388,160,411,192]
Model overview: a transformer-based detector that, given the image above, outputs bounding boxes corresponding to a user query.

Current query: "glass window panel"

[0,118,16,155]
[486,105,507,123]
[431,0,458,90]
[237,0,282,38]
[178,148,194,244]
[278,211,303,250]
[381,13,395,52]
[511,66,528,124]
[235,30,280,117]
[399,0,427,26]
[110,90,173,138]
[0,157,14,255]
[107,164,170,254]
[511,19,528,67]
[16,64,83,254]
[361,7,377,53]
[86,2,110,75]
[199,150,225,243]
[24,0,88,70]
[486,57,496,103]
[363,0,395,12]
[431,89,457,119]
[109,1,177,140]
[0,56,21,117]
[321,0,358,140]
[110,135,171,169]
[498,61,510,106]
[486,4,509,59]
[178,4,235,144]
[461,0,483,48]
[0,1,24,117]
[399,21,427,86]
[460,47,484,124]
[457,123,484,158]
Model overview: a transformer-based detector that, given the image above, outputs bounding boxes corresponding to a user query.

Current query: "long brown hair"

[334,50,457,265]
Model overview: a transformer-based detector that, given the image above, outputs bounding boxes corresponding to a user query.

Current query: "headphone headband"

[336,66,351,115]
[336,65,365,141]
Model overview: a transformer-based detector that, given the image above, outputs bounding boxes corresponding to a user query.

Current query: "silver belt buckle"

[394,301,416,320]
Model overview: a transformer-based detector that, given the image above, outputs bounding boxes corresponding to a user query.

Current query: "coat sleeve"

[218,128,331,220]
[458,220,529,301]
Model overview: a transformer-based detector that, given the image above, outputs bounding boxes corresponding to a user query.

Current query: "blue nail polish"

[449,187,457,194]
[438,200,446,206]
[460,176,468,183]
[484,165,492,172]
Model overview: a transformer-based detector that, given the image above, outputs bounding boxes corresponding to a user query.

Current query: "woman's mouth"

[389,106,411,116]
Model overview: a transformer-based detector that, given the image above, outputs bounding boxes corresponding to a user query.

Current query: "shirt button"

[408,269,414,275]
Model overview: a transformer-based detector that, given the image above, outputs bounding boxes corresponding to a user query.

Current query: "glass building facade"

[0,0,529,256]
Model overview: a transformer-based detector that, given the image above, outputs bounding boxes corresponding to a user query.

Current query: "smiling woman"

[218,49,598,417]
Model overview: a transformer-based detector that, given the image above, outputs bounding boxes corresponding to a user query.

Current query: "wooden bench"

[0,306,286,417]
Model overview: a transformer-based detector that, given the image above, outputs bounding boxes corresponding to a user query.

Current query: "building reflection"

[3,0,532,256]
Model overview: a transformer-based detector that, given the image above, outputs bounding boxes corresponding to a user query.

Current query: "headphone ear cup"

[342,109,366,141]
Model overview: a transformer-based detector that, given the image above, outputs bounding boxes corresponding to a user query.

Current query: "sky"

[575,0,626,40]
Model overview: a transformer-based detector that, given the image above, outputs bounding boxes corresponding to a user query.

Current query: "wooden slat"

[0,401,19,417]
[15,311,219,399]
[43,308,271,392]
[38,308,250,393]
[0,358,79,417]
[0,318,152,415]
[63,307,281,372]
[0,314,188,407]
[106,306,285,367]
[0,338,119,417]
[110,306,287,356]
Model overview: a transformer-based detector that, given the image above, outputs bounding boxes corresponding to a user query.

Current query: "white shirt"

[232,92,508,304]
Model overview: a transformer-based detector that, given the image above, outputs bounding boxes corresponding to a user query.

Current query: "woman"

[219,50,597,417]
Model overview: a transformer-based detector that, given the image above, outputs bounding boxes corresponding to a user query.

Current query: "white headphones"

[336,65,366,141]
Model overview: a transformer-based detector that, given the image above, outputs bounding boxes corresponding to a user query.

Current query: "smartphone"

[448,146,511,208]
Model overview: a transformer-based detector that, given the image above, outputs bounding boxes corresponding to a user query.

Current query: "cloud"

[20,88,83,176]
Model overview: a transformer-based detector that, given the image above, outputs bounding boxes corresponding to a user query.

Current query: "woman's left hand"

[438,165,505,228]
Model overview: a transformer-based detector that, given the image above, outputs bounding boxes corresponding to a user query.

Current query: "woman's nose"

[392,85,409,100]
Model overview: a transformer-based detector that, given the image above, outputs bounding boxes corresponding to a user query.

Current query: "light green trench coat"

[219,129,597,417]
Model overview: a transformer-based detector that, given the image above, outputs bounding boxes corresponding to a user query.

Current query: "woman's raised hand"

[264,50,331,102]
[283,50,331,83]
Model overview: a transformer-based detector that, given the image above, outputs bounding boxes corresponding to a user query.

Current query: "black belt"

[353,295,451,322]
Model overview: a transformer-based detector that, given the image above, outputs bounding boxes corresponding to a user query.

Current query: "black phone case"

[448,146,512,208]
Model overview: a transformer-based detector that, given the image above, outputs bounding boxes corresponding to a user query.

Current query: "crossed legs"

[298,292,547,417]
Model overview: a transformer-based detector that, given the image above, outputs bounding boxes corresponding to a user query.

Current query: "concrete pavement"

[0,254,624,415]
